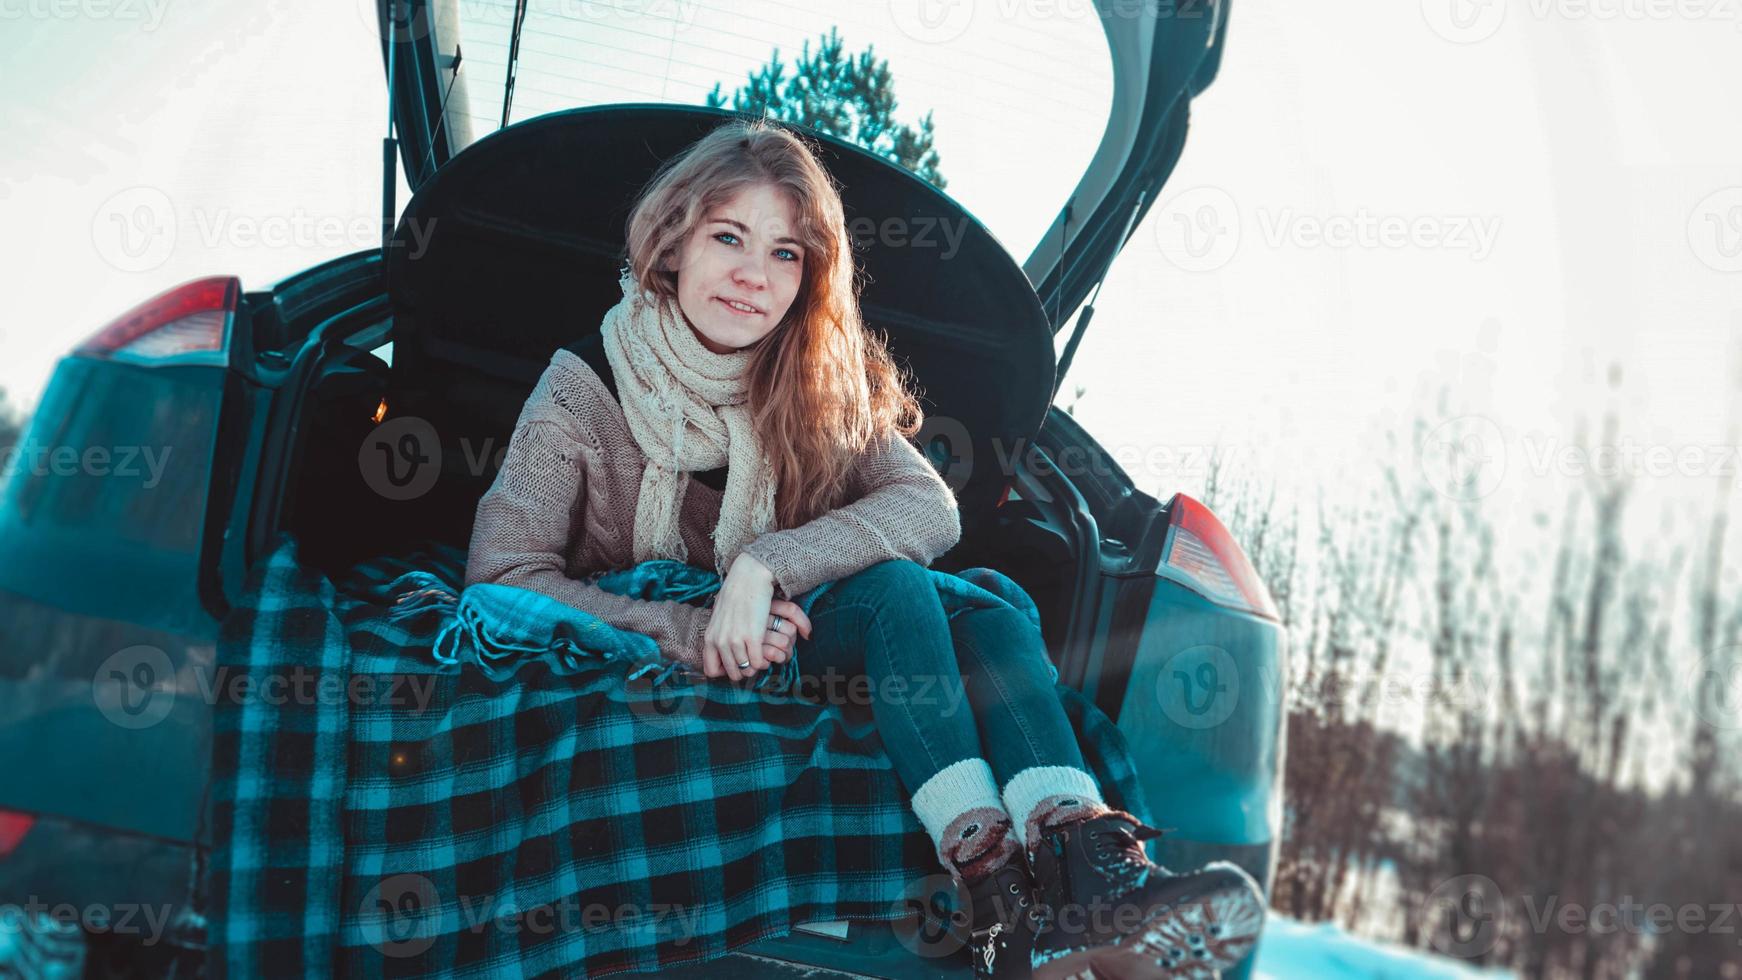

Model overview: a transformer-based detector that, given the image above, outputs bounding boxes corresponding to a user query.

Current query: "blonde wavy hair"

[622,116,927,530]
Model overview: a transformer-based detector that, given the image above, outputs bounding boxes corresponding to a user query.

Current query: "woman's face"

[671,182,805,354]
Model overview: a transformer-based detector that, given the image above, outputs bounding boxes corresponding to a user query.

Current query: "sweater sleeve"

[463,371,712,670]
[737,428,963,600]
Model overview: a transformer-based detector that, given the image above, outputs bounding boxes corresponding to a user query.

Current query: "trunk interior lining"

[281,104,1083,661]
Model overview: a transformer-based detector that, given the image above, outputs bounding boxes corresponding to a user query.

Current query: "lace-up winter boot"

[957,855,1052,979]
[1025,809,1267,979]
[908,760,1048,978]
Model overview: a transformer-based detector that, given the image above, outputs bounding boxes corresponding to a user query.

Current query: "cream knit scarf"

[600,268,778,576]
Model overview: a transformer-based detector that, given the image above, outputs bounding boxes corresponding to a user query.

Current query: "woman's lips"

[716,297,762,317]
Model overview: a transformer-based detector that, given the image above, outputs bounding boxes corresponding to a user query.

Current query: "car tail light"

[0,809,33,858]
[74,276,239,360]
[1162,493,1280,621]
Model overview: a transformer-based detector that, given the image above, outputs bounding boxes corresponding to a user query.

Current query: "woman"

[465,117,1265,979]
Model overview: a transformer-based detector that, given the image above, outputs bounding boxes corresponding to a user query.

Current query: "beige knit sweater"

[463,348,964,670]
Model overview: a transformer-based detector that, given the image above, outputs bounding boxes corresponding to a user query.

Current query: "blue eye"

[716,231,801,263]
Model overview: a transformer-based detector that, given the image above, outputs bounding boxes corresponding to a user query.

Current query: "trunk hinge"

[382,1,463,257]
[1049,198,1072,330]
[381,1,400,255]
[1051,187,1147,402]
[501,0,530,129]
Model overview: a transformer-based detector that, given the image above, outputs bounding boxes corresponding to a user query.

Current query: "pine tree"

[705,27,946,189]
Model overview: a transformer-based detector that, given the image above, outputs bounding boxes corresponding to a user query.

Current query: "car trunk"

[267,105,1093,667]
[211,69,1274,980]
[281,361,1092,663]
[276,357,1093,686]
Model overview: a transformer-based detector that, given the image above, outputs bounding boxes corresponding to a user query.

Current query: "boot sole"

[1030,876,1266,980]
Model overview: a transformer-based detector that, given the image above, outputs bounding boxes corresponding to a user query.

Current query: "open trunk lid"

[375,0,1233,335]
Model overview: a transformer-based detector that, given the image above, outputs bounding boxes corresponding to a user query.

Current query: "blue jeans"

[792,559,1088,798]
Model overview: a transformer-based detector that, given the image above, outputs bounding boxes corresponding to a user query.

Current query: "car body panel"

[1116,580,1286,847]
[0,357,228,845]
[0,254,391,906]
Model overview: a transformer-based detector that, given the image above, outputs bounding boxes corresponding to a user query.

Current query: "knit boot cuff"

[999,766,1106,847]
[910,757,1003,846]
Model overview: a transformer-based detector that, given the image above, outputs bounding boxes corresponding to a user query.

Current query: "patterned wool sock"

[911,758,1020,884]
[1000,765,1112,848]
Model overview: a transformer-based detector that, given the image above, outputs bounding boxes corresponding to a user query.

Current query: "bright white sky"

[3,0,1741,548]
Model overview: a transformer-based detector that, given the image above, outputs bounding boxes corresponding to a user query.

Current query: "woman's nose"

[733,255,769,289]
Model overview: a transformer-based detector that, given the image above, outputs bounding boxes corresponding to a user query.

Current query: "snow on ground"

[1255,913,1515,979]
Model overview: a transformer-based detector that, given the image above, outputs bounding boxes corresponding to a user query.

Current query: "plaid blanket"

[209,532,1153,979]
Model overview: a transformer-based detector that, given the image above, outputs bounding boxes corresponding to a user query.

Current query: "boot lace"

[1087,819,1162,889]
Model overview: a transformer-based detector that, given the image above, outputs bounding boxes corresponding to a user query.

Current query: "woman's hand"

[702,553,813,681]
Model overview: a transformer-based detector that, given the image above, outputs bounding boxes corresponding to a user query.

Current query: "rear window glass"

[447,0,1113,264]
[1,359,216,555]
